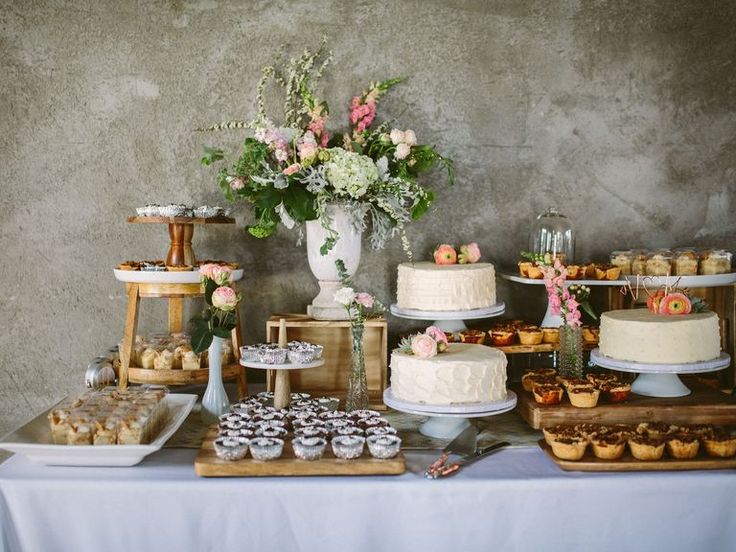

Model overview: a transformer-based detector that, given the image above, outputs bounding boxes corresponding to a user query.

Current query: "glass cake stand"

[589,348,731,398]
[383,387,517,438]
[389,302,506,333]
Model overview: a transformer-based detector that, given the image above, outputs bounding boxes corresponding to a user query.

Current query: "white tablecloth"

[1,447,735,552]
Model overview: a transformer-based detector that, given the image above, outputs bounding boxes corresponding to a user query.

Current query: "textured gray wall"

[1,0,735,435]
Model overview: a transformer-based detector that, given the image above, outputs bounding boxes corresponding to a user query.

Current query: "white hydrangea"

[333,287,355,306]
[324,148,377,199]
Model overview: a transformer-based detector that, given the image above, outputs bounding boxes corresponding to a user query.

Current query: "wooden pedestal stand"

[117,281,246,396]
[127,215,235,267]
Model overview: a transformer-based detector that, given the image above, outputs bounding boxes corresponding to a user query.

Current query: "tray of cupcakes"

[540,421,736,471]
[195,393,405,477]
[114,260,242,284]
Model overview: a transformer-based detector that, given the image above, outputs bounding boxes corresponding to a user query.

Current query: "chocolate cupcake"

[292,436,328,461]
[367,434,402,459]
[249,437,284,461]
[331,435,366,459]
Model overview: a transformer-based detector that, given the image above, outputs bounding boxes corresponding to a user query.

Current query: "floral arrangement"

[541,260,596,327]
[647,289,707,315]
[189,264,241,353]
[433,242,481,265]
[397,326,449,359]
[198,37,453,256]
[333,260,385,324]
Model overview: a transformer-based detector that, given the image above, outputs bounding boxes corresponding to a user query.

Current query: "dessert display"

[517,253,622,281]
[118,332,233,371]
[544,422,736,463]
[47,385,169,445]
[609,247,732,276]
[396,262,496,311]
[134,203,228,218]
[598,309,721,364]
[522,368,631,407]
[391,327,507,405]
[487,320,598,348]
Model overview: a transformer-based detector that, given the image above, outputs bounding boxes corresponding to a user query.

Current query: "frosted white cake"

[599,309,721,364]
[396,262,496,311]
[390,343,507,405]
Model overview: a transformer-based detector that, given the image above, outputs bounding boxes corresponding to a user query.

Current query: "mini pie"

[637,422,677,439]
[518,328,543,346]
[117,261,140,271]
[542,424,579,446]
[591,434,625,460]
[628,435,665,461]
[541,327,560,344]
[562,378,593,392]
[527,266,544,279]
[703,434,736,458]
[567,387,600,408]
[166,265,193,272]
[581,326,600,343]
[566,265,582,280]
[489,330,516,346]
[533,384,564,406]
[522,374,556,393]
[550,437,587,461]
[678,424,715,439]
[585,372,617,386]
[518,261,533,277]
[600,381,631,403]
[459,330,486,344]
[666,433,700,459]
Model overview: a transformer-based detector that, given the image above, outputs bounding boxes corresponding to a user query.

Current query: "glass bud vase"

[558,325,584,378]
[346,321,368,412]
[201,336,230,424]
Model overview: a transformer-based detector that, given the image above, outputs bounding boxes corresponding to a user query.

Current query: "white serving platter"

[389,302,506,321]
[589,349,731,375]
[239,359,325,371]
[501,273,627,286]
[0,393,197,467]
[113,269,244,284]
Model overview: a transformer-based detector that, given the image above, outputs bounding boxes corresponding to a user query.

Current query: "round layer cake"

[599,309,720,364]
[390,343,507,405]
[396,262,496,311]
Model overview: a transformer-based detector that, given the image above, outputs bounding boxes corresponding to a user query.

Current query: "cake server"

[431,441,511,479]
[424,425,478,478]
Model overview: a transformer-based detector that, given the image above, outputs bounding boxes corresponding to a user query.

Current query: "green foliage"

[201,147,225,166]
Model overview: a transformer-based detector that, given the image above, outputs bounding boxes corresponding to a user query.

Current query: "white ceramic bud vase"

[306,203,362,320]
[201,336,229,424]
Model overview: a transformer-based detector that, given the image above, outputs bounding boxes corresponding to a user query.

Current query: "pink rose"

[230,177,245,191]
[425,326,449,352]
[394,143,411,160]
[199,263,233,285]
[354,292,374,309]
[298,141,318,161]
[458,242,481,264]
[411,334,438,359]
[403,129,417,146]
[433,244,457,265]
[211,286,238,311]
[389,128,405,145]
[283,163,301,175]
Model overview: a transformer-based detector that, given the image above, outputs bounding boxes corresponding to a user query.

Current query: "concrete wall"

[1,0,734,435]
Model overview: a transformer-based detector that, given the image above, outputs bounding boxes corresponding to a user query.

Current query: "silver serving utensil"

[429,441,511,479]
[424,425,478,478]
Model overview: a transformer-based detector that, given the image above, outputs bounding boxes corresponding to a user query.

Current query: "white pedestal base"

[308,280,349,320]
[419,416,471,439]
[431,319,468,333]
[631,373,691,398]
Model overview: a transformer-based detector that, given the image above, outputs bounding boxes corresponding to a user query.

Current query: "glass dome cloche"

[528,207,575,264]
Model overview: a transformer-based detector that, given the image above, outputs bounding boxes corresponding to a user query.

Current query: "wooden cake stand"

[240,319,324,409]
[127,215,234,267]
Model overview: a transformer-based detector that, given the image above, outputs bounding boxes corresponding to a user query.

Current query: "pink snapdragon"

[542,260,582,328]
[350,96,377,134]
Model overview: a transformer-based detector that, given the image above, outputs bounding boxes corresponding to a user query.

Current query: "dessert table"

[1,447,734,552]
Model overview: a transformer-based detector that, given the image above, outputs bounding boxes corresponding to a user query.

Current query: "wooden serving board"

[513,383,736,429]
[195,428,406,477]
[538,439,736,472]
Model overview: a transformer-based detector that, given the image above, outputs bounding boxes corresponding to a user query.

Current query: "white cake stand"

[389,302,506,333]
[590,348,730,398]
[383,387,517,439]
[240,359,324,409]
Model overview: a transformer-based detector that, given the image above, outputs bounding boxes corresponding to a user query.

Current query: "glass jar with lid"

[630,249,648,275]
[646,249,673,276]
[673,248,699,276]
[609,250,633,275]
[528,207,575,264]
[700,249,732,275]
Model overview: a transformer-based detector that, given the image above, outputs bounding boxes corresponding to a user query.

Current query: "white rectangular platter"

[0,393,196,467]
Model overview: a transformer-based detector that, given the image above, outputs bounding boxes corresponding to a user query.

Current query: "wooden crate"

[266,314,388,409]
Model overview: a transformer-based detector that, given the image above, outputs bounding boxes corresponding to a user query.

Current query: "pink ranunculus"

[283,163,301,176]
[211,286,238,311]
[230,177,245,191]
[411,333,438,359]
[433,244,457,265]
[458,242,481,264]
[354,292,374,309]
[298,141,318,161]
[424,326,449,352]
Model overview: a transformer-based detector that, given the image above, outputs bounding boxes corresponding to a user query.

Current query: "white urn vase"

[306,203,362,320]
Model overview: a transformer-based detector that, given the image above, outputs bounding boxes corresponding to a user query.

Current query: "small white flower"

[334,287,355,306]
[389,128,405,145]
[394,143,411,160]
[403,129,417,146]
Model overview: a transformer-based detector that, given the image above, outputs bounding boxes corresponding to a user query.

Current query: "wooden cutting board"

[195,428,406,477]
[538,439,736,472]
[514,383,736,429]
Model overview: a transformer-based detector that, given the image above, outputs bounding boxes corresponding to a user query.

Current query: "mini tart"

[666,433,700,459]
[585,372,617,386]
[527,265,544,279]
[533,384,564,406]
[562,378,593,392]
[637,422,678,439]
[522,374,556,393]
[567,387,600,408]
[678,424,715,439]
[166,264,193,271]
[117,261,140,271]
[600,382,631,403]
[581,326,600,343]
[703,434,736,458]
[566,265,582,280]
[575,423,607,441]
[583,263,598,278]
[606,424,636,440]
[591,434,625,460]
[628,435,665,461]
[541,327,560,344]
[550,437,587,461]
[542,424,579,446]
[489,330,516,346]
[518,261,533,277]
[459,330,486,344]
[605,265,622,280]
[518,328,543,346]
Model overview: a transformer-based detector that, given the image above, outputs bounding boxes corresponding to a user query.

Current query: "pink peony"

[283,163,301,176]
[458,242,481,264]
[394,143,411,160]
[230,177,245,191]
[434,244,457,265]
[389,128,405,145]
[403,129,417,146]
[354,292,374,309]
[199,263,233,285]
[425,325,449,352]
[211,286,238,311]
[411,334,438,359]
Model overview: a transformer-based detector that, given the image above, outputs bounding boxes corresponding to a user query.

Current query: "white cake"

[599,309,721,364]
[396,262,496,311]
[390,343,507,405]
